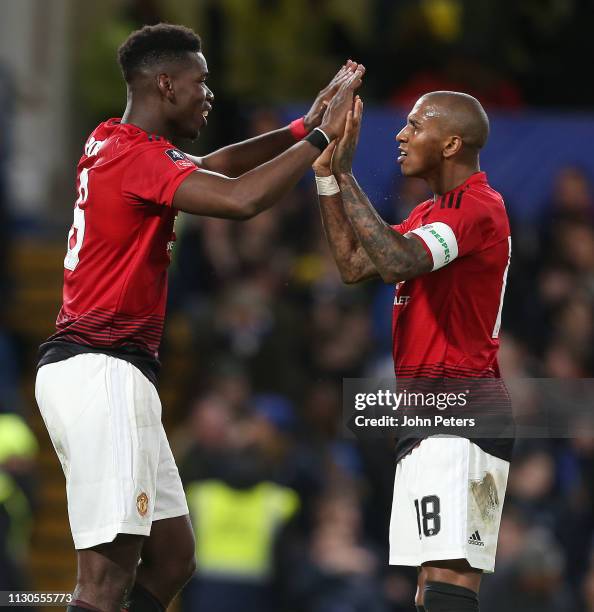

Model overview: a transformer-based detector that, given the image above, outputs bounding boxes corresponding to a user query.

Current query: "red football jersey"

[391,172,511,378]
[47,119,197,358]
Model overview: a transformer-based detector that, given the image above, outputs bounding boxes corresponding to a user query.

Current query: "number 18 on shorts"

[389,436,510,573]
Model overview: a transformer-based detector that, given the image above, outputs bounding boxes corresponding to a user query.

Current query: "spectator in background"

[538,167,594,272]
[306,297,372,381]
[177,394,235,484]
[541,171,594,372]
[0,413,38,593]
[504,166,594,369]
[549,167,594,222]
[506,445,559,531]
[247,394,322,527]
[181,401,300,612]
[480,527,575,612]
[202,270,306,398]
[555,428,594,591]
[291,488,389,612]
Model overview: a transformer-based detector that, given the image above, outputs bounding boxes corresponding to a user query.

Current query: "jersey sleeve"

[408,196,491,271]
[391,216,412,235]
[122,145,198,207]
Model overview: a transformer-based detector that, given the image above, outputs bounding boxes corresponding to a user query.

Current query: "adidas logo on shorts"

[468,530,485,547]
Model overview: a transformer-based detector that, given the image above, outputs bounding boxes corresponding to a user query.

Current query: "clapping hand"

[332,95,363,174]
[303,60,359,132]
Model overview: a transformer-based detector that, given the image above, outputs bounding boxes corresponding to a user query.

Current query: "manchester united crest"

[136,492,149,517]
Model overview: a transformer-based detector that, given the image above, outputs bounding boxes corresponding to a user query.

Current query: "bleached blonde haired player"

[35,23,364,612]
[313,93,513,611]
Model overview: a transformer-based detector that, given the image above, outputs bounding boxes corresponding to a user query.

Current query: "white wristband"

[315,174,340,196]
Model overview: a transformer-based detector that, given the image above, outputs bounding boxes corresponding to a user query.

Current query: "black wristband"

[305,127,331,152]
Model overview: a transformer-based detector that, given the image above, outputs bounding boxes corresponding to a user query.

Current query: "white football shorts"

[389,436,509,573]
[35,353,189,549]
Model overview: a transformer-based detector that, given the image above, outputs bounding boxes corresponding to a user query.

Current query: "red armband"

[289,116,308,140]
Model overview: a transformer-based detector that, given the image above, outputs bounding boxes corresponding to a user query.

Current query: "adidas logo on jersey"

[468,530,485,546]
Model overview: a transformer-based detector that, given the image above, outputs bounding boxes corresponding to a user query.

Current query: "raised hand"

[312,141,337,177]
[319,65,365,141]
[332,96,363,174]
[303,61,359,132]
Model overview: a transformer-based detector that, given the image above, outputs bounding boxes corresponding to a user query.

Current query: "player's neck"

[121,102,174,142]
[427,163,480,196]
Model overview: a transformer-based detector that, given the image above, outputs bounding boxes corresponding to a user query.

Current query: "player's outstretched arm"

[172,67,365,220]
[313,140,379,284]
[188,62,359,178]
[334,98,432,283]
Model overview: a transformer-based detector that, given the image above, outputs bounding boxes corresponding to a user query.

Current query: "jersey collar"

[434,171,487,201]
[460,171,487,188]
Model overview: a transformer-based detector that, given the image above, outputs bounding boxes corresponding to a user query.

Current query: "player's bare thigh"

[415,559,482,606]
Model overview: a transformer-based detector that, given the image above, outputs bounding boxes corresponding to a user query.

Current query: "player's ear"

[156,73,175,101]
[443,135,462,159]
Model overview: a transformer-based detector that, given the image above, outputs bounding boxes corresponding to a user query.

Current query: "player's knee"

[424,581,479,611]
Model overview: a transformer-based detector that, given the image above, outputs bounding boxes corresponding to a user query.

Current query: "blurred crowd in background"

[1,0,594,611]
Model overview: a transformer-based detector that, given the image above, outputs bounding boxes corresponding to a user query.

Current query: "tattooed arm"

[313,141,378,283]
[332,98,431,283]
[338,174,430,282]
